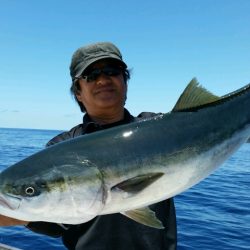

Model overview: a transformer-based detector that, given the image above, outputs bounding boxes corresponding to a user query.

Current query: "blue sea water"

[0,127,249,250]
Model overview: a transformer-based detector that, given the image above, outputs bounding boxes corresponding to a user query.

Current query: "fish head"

[0,171,54,219]
[0,159,106,224]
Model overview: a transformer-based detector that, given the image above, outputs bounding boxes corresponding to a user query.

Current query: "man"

[0,42,177,249]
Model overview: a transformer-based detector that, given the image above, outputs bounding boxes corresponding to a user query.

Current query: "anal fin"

[121,207,164,229]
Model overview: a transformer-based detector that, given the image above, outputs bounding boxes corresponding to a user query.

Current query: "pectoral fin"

[111,172,164,194]
[121,207,164,229]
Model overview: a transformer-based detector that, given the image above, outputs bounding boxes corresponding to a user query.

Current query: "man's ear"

[75,92,82,102]
[74,81,82,102]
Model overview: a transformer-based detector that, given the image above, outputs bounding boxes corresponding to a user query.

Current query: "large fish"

[0,78,250,229]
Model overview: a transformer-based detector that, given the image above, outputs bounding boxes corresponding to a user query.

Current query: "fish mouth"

[0,193,21,210]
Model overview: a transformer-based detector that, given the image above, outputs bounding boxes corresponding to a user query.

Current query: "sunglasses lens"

[82,66,122,82]
[87,69,101,82]
[103,67,121,76]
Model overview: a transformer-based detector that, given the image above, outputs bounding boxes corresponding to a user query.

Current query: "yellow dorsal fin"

[172,78,220,112]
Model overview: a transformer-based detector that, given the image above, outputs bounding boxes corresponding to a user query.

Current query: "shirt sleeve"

[26,222,67,238]
[46,124,83,147]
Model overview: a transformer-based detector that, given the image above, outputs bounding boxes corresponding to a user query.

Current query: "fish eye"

[23,185,40,197]
[25,186,35,196]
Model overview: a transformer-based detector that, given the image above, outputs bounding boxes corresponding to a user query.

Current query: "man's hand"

[0,214,28,226]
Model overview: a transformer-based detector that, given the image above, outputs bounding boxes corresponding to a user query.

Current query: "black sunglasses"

[81,66,123,82]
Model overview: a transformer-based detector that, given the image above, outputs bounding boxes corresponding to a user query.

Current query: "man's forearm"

[0,214,28,226]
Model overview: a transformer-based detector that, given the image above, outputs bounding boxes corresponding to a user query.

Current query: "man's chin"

[96,93,119,103]
[96,99,121,109]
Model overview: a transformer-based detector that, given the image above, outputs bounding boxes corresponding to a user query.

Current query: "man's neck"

[88,108,125,125]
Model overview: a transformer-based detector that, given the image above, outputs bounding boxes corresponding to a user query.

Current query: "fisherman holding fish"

[0,42,177,249]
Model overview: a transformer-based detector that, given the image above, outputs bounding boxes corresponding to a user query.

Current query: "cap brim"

[75,55,127,78]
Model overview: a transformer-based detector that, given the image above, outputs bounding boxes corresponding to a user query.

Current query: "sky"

[0,0,250,130]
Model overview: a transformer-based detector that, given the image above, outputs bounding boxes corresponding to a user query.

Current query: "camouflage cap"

[70,42,127,79]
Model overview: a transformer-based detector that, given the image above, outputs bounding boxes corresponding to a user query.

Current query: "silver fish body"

[0,79,250,227]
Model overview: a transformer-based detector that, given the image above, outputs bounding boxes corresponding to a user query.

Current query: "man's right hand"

[0,214,28,226]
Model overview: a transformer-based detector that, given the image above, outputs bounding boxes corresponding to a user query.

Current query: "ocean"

[0,128,249,250]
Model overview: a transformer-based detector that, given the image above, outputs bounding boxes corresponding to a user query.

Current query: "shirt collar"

[82,108,135,134]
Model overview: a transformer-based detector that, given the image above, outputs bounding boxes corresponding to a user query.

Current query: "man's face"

[76,59,127,115]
